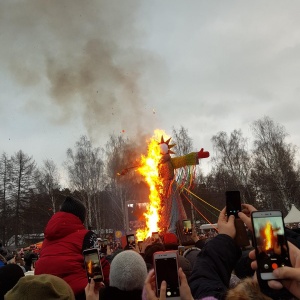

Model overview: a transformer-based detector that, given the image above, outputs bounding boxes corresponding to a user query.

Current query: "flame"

[264,221,273,251]
[136,129,169,240]
[87,260,93,276]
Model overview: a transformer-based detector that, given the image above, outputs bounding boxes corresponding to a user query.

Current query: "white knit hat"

[109,250,147,291]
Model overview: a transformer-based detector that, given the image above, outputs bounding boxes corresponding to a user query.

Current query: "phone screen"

[127,234,136,247]
[154,255,180,298]
[251,211,291,280]
[83,250,103,282]
[182,219,192,235]
[152,232,159,241]
[226,191,241,218]
[138,241,143,252]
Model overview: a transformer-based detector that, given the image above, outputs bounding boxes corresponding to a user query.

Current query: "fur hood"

[226,277,272,300]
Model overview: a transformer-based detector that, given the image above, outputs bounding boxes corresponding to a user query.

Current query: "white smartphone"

[153,250,180,299]
[251,210,291,280]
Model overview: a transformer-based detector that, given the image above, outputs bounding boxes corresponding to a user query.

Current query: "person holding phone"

[35,196,110,300]
[189,207,242,299]
[144,267,193,300]
[238,204,300,299]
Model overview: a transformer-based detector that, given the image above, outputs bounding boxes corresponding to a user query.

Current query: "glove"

[198,148,210,159]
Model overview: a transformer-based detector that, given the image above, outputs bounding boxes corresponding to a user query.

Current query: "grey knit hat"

[109,250,147,291]
[60,196,86,223]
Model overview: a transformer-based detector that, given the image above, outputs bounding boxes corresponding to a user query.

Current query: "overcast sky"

[1,0,300,176]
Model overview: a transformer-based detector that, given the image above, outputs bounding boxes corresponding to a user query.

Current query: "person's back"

[35,196,96,298]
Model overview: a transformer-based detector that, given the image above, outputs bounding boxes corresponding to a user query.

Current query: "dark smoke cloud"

[0,0,165,145]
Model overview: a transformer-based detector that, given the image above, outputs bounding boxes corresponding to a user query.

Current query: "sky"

[1,0,300,177]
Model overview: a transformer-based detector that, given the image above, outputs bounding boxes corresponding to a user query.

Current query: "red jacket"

[35,212,90,295]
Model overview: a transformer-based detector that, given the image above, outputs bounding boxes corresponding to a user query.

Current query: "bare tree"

[0,153,12,245]
[104,134,140,233]
[65,136,104,227]
[210,130,254,202]
[35,159,61,213]
[251,116,300,213]
[10,151,37,247]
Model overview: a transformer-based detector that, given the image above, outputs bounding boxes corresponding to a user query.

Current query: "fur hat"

[109,250,147,291]
[60,196,86,223]
[4,274,75,300]
[0,264,24,299]
[163,233,178,244]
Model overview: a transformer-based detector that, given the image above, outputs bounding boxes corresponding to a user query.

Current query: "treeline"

[1,116,300,247]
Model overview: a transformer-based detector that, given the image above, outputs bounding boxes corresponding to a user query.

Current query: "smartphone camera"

[126,234,136,248]
[178,246,185,256]
[251,210,292,280]
[153,250,180,299]
[182,219,192,235]
[226,191,241,218]
[83,248,104,282]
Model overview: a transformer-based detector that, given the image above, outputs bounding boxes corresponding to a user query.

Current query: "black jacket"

[188,234,241,300]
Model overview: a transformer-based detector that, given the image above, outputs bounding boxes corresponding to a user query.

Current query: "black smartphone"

[226,191,241,218]
[153,250,180,299]
[126,234,136,247]
[178,246,185,256]
[152,232,159,241]
[83,248,104,282]
[182,219,192,235]
[251,210,291,280]
[31,258,38,269]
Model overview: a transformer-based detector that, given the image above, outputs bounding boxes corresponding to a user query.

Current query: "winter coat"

[188,234,241,300]
[35,212,95,296]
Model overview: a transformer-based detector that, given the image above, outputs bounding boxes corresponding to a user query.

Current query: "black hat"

[0,264,24,298]
[60,196,86,223]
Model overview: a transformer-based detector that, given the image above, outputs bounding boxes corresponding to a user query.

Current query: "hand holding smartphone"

[126,234,136,248]
[83,248,104,283]
[182,219,192,235]
[153,250,180,299]
[251,210,291,280]
[226,191,242,218]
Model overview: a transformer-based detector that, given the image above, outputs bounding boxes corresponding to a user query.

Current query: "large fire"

[264,221,273,251]
[136,129,168,241]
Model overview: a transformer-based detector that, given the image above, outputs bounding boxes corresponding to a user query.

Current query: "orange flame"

[264,221,273,251]
[87,260,93,276]
[136,129,169,241]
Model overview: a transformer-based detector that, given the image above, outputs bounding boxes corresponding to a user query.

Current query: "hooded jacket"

[35,212,93,295]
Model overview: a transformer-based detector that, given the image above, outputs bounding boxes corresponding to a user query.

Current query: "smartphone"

[153,250,180,299]
[251,210,291,280]
[152,232,159,241]
[83,248,104,282]
[178,246,185,256]
[226,191,241,218]
[31,258,38,269]
[126,234,136,247]
[182,219,192,235]
[138,241,143,252]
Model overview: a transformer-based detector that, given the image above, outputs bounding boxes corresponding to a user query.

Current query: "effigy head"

[158,136,176,155]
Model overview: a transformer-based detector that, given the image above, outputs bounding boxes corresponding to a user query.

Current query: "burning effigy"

[120,129,209,240]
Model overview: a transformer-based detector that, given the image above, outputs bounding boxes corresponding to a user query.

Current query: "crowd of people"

[1,196,300,299]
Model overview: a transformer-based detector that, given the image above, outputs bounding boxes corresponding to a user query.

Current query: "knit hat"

[4,274,75,300]
[163,233,178,244]
[60,196,86,223]
[0,264,24,299]
[109,250,147,291]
